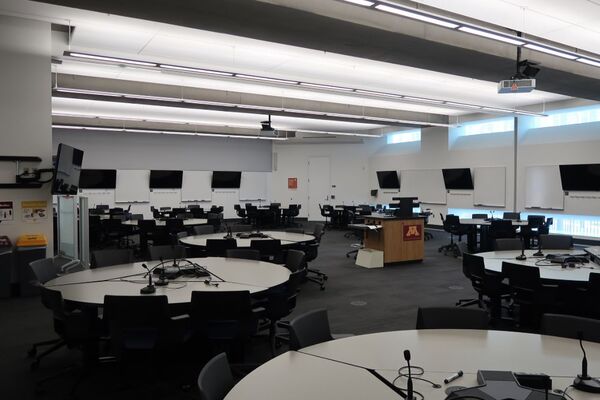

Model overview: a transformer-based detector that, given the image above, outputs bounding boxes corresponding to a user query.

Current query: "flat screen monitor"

[79,169,116,189]
[212,171,242,189]
[442,168,474,190]
[149,170,183,189]
[52,143,84,195]
[559,164,600,191]
[376,171,400,189]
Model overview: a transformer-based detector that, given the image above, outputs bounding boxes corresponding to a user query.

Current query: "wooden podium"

[363,215,425,264]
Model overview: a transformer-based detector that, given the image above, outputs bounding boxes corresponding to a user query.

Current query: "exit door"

[308,156,331,221]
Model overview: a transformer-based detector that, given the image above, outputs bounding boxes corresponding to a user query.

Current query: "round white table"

[179,230,315,248]
[121,218,208,226]
[225,330,600,400]
[44,257,290,305]
[478,249,600,282]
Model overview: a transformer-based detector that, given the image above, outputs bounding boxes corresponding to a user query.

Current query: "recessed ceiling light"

[524,44,578,60]
[458,26,525,46]
[374,4,459,29]
[65,52,157,67]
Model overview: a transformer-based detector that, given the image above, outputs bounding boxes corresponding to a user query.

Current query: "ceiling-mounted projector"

[260,115,279,136]
[498,78,536,93]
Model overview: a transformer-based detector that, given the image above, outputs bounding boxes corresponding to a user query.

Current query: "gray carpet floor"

[0,226,476,399]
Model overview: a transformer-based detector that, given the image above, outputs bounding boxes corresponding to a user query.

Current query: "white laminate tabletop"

[121,218,208,226]
[179,230,315,247]
[478,249,600,282]
[460,218,529,226]
[44,257,290,305]
[225,330,600,400]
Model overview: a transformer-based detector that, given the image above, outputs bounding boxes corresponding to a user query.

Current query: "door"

[308,156,331,221]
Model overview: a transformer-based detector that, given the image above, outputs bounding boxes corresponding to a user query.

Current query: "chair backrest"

[197,353,235,400]
[494,238,523,251]
[503,212,521,220]
[539,234,573,249]
[502,262,541,289]
[540,314,600,343]
[188,205,200,209]
[206,239,237,257]
[415,307,489,329]
[472,213,488,219]
[39,285,64,314]
[462,253,486,291]
[226,248,260,260]
[527,215,546,228]
[191,208,205,218]
[190,291,256,340]
[193,225,214,235]
[250,239,282,261]
[489,219,515,238]
[29,258,60,284]
[289,308,333,350]
[313,223,325,242]
[148,245,187,261]
[172,208,186,215]
[165,218,185,233]
[130,214,143,221]
[444,214,460,231]
[138,219,157,233]
[285,249,306,272]
[176,213,193,220]
[92,248,134,268]
[231,224,253,233]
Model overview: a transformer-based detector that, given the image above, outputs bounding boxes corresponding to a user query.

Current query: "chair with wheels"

[540,313,600,343]
[539,234,573,250]
[234,204,247,225]
[288,308,351,350]
[502,212,521,220]
[494,238,523,251]
[194,225,214,235]
[206,239,237,257]
[416,307,489,329]
[472,213,488,219]
[250,239,282,263]
[148,244,187,261]
[319,204,332,229]
[438,214,470,257]
[225,249,261,260]
[197,353,235,400]
[91,248,134,268]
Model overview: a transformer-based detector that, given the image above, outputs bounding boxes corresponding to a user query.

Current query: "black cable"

[553,384,573,400]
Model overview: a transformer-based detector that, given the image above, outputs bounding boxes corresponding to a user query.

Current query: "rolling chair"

[438,214,469,257]
[91,248,134,268]
[288,309,351,350]
[206,239,237,257]
[472,213,488,219]
[319,204,332,228]
[250,239,282,263]
[416,307,489,329]
[194,225,214,235]
[148,244,187,261]
[494,238,523,251]
[197,353,235,400]
[225,249,261,260]
[234,204,247,224]
[503,212,521,220]
[540,313,600,343]
[539,234,573,250]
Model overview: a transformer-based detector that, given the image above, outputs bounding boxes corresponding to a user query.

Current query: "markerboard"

[115,170,150,203]
[473,167,506,207]
[400,169,446,204]
[181,171,212,202]
[525,165,564,210]
[240,172,268,201]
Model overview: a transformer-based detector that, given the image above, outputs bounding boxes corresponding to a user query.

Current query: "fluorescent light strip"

[342,0,374,6]
[403,96,444,104]
[524,44,578,60]
[298,82,355,92]
[458,26,525,46]
[52,124,287,140]
[444,101,482,109]
[577,58,600,68]
[236,74,298,85]
[299,129,381,138]
[66,52,157,67]
[159,64,233,76]
[374,4,459,29]
[55,87,124,97]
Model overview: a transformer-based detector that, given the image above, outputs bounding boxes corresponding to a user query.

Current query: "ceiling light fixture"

[298,82,355,92]
[158,64,234,76]
[235,74,298,85]
[374,4,459,29]
[298,129,381,138]
[523,44,578,60]
[65,51,157,67]
[444,101,482,109]
[576,58,600,68]
[342,0,375,6]
[403,96,444,104]
[458,26,525,46]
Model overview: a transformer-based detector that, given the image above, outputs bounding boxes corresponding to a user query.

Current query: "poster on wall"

[22,201,48,223]
[0,201,14,222]
[288,178,298,189]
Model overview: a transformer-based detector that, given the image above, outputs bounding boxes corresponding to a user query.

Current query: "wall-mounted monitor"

[442,168,474,190]
[149,170,183,189]
[212,171,242,189]
[79,169,116,189]
[376,171,400,189]
[52,143,84,195]
[559,164,600,191]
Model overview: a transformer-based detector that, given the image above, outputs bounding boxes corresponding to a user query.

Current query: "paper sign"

[0,201,13,221]
[288,178,298,189]
[22,200,48,222]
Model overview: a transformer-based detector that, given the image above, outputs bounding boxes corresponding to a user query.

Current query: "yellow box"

[16,234,48,247]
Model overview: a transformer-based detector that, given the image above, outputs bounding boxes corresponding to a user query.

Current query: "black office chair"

[102,218,128,248]
[190,207,205,219]
[197,353,235,400]
[148,244,187,261]
[91,248,134,268]
[234,204,247,224]
[319,204,332,228]
[494,238,523,251]
[288,309,334,350]
[486,219,516,251]
[415,307,489,330]
[539,234,573,250]
[194,225,214,235]
[165,218,186,244]
[284,249,306,273]
[283,204,301,227]
[231,224,253,233]
[540,314,600,343]
[207,212,223,233]
[472,213,488,219]
[250,239,282,263]
[503,212,521,220]
[138,219,161,252]
[88,215,104,249]
[206,239,237,257]
[584,273,600,319]
[176,213,193,220]
[225,249,260,260]
[303,224,328,289]
[438,214,469,257]
[210,205,224,214]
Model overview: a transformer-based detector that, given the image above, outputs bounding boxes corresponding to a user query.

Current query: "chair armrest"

[171,314,190,321]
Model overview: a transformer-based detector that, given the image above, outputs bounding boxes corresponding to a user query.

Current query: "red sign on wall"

[288,178,298,189]
[403,224,422,241]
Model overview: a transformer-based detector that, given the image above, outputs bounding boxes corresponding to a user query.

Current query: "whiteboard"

[525,165,564,210]
[240,172,268,201]
[115,170,150,203]
[400,169,446,204]
[473,167,506,207]
[181,171,212,202]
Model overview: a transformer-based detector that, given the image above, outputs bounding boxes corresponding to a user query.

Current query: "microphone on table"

[533,237,544,257]
[573,331,600,393]
[404,350,414,400]
[139,263,156,294]
[155,257,169,287]
[516,237,527,261]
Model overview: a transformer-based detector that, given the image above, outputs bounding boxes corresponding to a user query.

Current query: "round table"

[225,330,600,400]
[44,257,290,305]
[121,218,208,227]
[478,249,600,282]
[179,230,315,248]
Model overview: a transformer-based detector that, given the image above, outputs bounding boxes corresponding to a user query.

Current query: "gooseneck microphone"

[573,331,600,393]
[533,237,544,257]
[140,263,156,294]
[516,238,527,261]
[404,350,414,400]
[155,257,169,287]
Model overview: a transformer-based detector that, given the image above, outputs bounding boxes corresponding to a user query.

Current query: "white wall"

[0,16,53,251]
